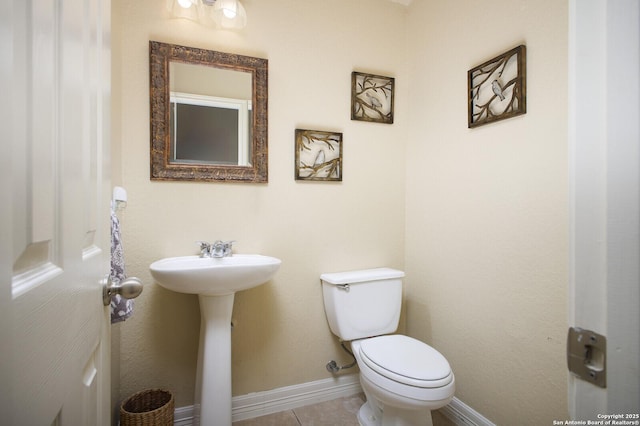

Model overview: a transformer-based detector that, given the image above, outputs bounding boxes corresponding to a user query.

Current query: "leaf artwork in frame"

[467,45,526,128]
[295,129,343,181]
[351,72,395,124]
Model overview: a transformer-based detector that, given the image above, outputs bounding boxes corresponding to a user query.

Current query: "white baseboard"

[174,374,362,425]
[173,374,495,426]
[439,397,496,426]
[232,374,363,421]
[174,405,196,426]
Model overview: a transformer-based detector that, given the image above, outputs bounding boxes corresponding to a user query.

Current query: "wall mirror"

[150,41,268,182]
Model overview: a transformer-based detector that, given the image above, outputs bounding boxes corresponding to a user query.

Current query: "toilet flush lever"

[336,283,350,292]
[567,327,606,388]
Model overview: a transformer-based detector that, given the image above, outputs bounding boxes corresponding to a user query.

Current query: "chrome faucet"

[198,240,234,258]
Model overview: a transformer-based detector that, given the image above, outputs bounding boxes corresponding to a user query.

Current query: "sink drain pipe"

[326,342,357,373]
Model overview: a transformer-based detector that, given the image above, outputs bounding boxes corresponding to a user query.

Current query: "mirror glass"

[150,41,268,182]
[170,63,252,166]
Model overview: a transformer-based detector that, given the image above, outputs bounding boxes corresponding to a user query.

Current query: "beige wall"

[113,0,570,422]
[112,0,408,408]
[404,1,569,424]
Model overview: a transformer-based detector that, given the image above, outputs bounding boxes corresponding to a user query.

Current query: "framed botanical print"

[468,45,526,128]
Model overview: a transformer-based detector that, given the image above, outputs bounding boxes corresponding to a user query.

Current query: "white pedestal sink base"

[194,293,235,426]
[149,254,281,425]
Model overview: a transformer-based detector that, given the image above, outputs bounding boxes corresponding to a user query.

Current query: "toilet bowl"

[320,268,455,426]
[352,336,454,426]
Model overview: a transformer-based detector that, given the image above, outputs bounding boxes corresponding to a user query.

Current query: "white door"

[569,0,640,419]
[1,0,112,424]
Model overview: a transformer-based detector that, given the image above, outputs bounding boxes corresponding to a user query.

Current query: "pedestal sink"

[150,254,281,426]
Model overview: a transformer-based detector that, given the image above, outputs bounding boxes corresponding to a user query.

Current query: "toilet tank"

[320,268,405,341]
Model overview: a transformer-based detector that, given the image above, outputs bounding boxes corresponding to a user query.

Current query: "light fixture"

[167,0,247,29]
[212,0,247,29]
[166,0,200,22]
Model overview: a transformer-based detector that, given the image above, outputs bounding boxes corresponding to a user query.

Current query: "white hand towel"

[110,211,134,323]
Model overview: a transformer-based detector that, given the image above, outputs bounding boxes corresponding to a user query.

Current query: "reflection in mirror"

[170,63,252,165]
[150,41,268,182]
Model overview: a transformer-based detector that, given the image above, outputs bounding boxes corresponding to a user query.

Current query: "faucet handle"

[223,240,235,256]
[196,241,211,257]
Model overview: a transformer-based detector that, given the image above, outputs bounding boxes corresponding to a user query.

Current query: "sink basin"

[149,254,281,296]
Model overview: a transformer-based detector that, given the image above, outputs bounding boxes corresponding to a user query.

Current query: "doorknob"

[102,276,143,306]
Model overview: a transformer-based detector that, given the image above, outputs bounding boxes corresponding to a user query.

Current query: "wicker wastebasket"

[120,389,174,426]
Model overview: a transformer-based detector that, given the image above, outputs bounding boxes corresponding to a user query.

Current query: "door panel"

[569,0,640,418]
[4,0,112,424]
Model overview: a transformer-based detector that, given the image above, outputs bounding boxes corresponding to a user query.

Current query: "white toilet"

[321,268,455,426]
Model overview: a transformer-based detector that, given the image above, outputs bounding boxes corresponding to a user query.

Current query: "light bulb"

[223,7,237,18]
[211,0,246,29]
[222,2,237,18]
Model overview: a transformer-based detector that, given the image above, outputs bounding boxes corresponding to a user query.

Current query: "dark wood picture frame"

[295,129,343,181]
[351,72,395,124]
[468,45,526,128]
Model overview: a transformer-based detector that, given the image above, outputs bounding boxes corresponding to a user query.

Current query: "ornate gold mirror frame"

[149,41,268,182]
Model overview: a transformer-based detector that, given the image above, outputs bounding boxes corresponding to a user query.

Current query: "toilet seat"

[359,335,453,389]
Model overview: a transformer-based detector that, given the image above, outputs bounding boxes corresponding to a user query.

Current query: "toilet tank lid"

[320,268,405,285]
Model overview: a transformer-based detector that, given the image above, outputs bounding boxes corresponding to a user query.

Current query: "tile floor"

[232,394,457,426]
